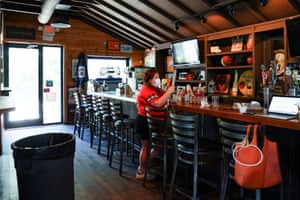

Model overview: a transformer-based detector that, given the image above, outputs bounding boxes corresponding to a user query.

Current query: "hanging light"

[51,16,71,28]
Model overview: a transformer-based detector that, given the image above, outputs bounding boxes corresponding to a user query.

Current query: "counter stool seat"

[144,107,174,199]
[169,112,221,200]
[217,118,283,200]
[109,101,136,176]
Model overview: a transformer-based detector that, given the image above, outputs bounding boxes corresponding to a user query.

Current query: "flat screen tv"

[171,38,200,66]
[286,16,300,57]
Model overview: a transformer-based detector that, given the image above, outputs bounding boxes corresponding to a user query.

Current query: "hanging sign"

[6,26,35,40]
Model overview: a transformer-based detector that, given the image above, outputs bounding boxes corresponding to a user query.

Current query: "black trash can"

[11,133,76,200]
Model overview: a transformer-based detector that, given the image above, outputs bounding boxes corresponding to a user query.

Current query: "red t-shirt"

[136,85,165,116]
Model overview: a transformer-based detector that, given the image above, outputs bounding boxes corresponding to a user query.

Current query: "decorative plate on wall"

[238,70,253,96]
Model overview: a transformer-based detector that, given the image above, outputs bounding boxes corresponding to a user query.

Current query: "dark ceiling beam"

[168,0,217,33]
[139,0,199,35]
[113,0,184,40]
[243,1,268,22]
[92,0,172,43]
[86,6,160,45]
[80,7,152,49]
[175,0,241,27]
[288,0,300,12]
[78,11,149,49]
[0,1,41,14]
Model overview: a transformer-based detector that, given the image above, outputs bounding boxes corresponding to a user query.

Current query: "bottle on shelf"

[231,69,238,96]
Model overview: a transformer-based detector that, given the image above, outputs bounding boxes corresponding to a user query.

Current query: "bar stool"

[109,101,136,176]
[73,91,90,139]
[89,95,101,148]
[169,112,221,200]
[97,98,113,159]
[217,118,283,200]
[144,106,173,199]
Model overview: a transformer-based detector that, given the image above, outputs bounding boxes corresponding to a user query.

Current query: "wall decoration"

[120,44,133,53]
[231,37,243,52]
[214,74,231,94]
[238,70,253,96]
[6,26,35,39]
[107,40,120,51]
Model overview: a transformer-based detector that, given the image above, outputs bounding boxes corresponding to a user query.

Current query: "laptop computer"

[255,96,300,120]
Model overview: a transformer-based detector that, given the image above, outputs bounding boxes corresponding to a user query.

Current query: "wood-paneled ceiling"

[1,0,300,49]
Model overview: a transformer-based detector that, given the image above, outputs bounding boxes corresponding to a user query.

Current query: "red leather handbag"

[233,124,282,189]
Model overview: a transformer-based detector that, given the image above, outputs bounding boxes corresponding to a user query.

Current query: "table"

[0,96,15,155]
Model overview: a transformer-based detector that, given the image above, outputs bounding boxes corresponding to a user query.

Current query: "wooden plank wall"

[3,12,144,123]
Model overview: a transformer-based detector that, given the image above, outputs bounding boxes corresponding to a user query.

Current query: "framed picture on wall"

[231,37,243,52]
[107,41,121,51]
[214,74,231,94]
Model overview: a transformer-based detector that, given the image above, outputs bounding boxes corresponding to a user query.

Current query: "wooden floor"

[0,124,164,200]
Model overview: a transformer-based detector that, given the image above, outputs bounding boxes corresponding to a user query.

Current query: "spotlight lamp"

[259,0,268,7]
[201,15,207,23]
[173,21,180,30]
[228,4,236,15]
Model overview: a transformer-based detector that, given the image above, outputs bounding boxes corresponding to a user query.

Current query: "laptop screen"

[268,96,300,115]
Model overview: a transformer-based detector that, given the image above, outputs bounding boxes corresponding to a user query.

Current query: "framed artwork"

[107,41,121,51]
[120,44,133,53]
[214,74,231,94]
[231,37,243,52]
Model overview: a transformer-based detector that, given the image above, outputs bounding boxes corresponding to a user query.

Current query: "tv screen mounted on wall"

[286,16,300,57]
[171,38,201,66]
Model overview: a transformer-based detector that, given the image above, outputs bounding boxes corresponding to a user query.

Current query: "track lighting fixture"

[51,16,71,28]
[173,21,180,30]
[259,0,268,7]
[201,15,207,23]
[227,4,236,15]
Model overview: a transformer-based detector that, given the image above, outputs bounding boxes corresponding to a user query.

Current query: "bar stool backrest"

[169,112,199,164]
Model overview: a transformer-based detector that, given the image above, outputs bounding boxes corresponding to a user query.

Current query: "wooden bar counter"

[0,96,15,155]
[94,92,299,199]
[171,102,300,131]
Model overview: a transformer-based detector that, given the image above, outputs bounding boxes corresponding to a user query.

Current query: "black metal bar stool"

[109,101,136,176]
[97,97,113,159]
[144,106,174,199]
[73,91,91,139]
[169,112,221,200]
[217,118,283,200]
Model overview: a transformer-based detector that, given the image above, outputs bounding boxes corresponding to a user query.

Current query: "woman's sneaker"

[136,169,156,181]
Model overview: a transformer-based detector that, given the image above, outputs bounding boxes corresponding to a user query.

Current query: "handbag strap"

[232,124,264,167]
[250,124,258,146]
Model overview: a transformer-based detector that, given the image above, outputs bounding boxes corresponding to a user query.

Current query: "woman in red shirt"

[136,69,175,180]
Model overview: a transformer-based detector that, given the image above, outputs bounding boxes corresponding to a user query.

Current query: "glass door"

[42,46,62,124]
[4,43,63,128]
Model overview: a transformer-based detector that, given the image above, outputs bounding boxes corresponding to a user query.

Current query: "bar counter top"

[171,102,300,131]
[94,91,300,131]
[93,91,137,103]
[0,96,15,155]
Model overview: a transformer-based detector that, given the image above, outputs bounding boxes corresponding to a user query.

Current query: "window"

[87,56,130,81]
